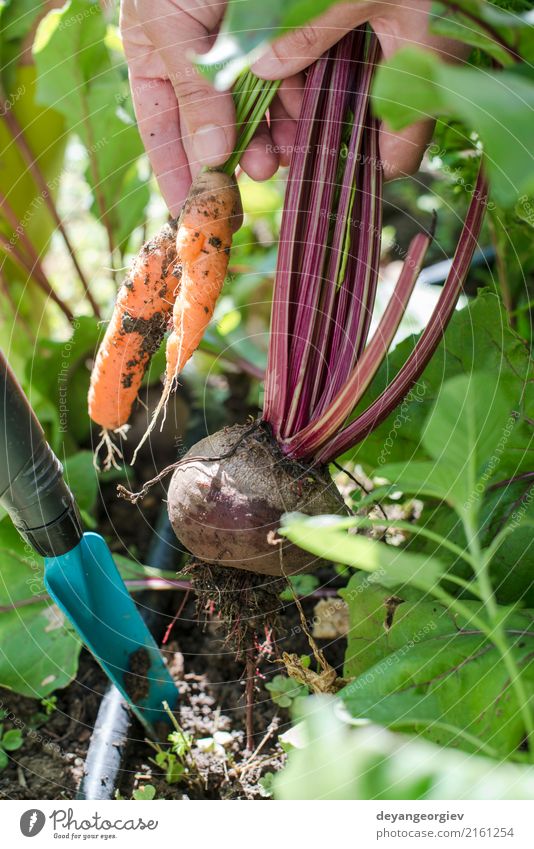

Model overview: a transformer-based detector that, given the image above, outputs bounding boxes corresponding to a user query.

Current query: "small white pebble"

[213,731,233,749]
[196,737,215,753]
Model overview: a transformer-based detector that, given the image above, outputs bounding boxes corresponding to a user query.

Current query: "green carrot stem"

[223,73,281,176]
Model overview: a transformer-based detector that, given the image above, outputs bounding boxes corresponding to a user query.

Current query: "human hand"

[120,1,467,216]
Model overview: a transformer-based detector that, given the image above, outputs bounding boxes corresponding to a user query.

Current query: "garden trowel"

[0,350,178,734]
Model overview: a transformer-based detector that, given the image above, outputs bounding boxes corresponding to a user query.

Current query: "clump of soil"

[124,648,152,702]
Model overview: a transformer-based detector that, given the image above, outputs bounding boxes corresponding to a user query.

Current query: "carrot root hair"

[93,424,130,471]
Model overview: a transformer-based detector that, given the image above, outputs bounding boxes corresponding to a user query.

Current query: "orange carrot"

[88,219,179,468]
[132,170,240,462]
[167,170,239,378]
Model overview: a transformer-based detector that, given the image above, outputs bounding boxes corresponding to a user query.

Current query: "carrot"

[131,170,240,462]
[88,219,179,469]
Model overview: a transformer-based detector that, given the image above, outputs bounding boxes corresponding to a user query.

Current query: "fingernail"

[193,124,228,165]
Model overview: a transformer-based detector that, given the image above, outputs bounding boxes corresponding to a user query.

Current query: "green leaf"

[373,48,534,205]
[33,0,147,240]
[25,316,100,451]
[165,755,185,785]
[266,674,308,708]
[63,452,98,518]
[195,0,338,85]
[404,480,534,606]
[351,292,534,478]
[1,728,23,751]
[0,0,42,90]
[341,610,534,757]
[340,572,480,679]
[279,513,446,593]
[112,163,150,251]
[0,518,81,697]
[0,749,8,770]
[258,772,275,797]
[132,784,156,800]
[380,372,516,519]
[274,697,534,800]
[280,573,319,601]
[430,1,534,66]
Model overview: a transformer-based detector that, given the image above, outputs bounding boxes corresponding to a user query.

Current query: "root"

[130,305,185,466]
[245,644,256,752]
[186,560,284,658]
[279,566,348,694]
[93,425,129,472]
[130,374,175,466]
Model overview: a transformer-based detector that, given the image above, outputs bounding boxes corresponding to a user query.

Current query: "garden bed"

[0,585,345,801]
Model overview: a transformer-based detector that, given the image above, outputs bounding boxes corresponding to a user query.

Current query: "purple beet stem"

[262,27,486,464]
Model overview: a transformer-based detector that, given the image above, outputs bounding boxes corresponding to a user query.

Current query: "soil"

[0,382,348,801]
[0,579,345,800]
[0,652,107,800]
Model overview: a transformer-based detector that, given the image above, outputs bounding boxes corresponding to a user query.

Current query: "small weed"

[0,711,23,770]
[265,675,308,709]
[147,701,194,786]
[132,784,157,800]
[40,696,58,716]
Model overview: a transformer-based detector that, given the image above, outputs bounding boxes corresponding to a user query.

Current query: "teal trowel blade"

[44,532,178,734]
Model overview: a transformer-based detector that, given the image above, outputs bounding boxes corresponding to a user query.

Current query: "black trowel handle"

[0,349,82,557]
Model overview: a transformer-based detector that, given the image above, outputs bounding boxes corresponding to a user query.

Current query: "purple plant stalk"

[262,27,487,465]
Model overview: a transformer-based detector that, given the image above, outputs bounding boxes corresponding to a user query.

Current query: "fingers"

[379,119,435,181]
[134,1,236,172]
[130,75,191,215]
[239,120,279,181]
[252,3,371,79]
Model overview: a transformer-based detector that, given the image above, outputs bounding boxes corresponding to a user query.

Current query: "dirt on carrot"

[131,170,241,461]
[88,219,180,469]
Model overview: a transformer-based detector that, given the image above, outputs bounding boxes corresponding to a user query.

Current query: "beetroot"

[136,29,484,590]
[167,424,345,576]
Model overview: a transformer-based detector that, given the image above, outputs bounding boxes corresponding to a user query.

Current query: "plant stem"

[463,513,534,761]
[317,169,487,462]
[245,645,256,752]
[0,189,74,321]
[284,229,432,458]
[223,74,280,176]
[0,232,74,322]
[347,515,477,572]
[1,96,101,316]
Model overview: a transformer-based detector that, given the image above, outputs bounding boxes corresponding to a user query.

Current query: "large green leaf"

[373,47,534,205]
[0,519,81,697]
[340,572,481,679]
[280,513,446,593]
[351,292,534,482]
[274,697,534,799]
[24,316,99,451]
[33,0,148,241]
[430,1,534,66]
[341,609,534,757]
[63,451,99,526]
[380,372,516,519]
[0,0,41,90]
[404,480,534,606]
